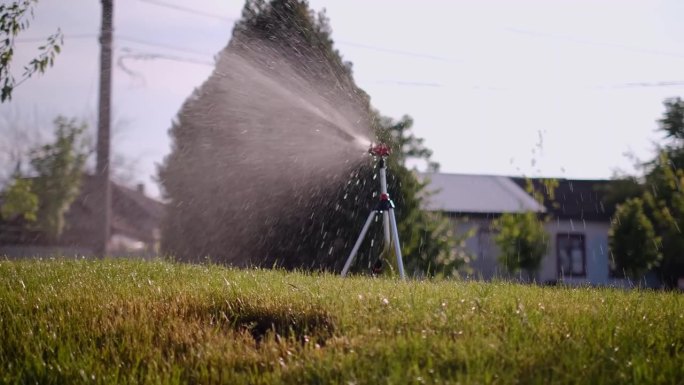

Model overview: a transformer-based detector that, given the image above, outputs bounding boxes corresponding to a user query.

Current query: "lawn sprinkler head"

[368,143,391,158]
[341,140,406,279]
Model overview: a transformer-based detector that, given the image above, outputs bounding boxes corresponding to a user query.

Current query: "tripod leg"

[341,211,377,277]
[383,212,391,253]
[388,208,406,279]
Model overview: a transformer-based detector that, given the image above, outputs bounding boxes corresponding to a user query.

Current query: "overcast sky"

[2,0,684,198]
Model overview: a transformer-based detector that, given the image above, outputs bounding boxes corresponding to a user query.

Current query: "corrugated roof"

[511,177,614,221]
[420,173,546,214]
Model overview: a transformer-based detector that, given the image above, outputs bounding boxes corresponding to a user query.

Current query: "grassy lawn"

[0,259,682,384]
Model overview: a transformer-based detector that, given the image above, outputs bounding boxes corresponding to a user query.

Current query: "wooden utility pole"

[96,0,113,256]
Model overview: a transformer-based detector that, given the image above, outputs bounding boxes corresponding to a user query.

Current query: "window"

[557,233,586,278]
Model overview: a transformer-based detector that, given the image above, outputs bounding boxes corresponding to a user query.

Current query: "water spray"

[341,143,406,279]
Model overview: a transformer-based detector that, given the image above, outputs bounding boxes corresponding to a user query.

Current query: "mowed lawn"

[0,259,682,385]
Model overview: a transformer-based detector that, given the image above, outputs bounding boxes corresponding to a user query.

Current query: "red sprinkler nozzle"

[369,143,391,157]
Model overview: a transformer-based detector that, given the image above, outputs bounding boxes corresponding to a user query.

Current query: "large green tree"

[640,99,684,287]
[158,0,460,275]
[608,98,684,287]
[608,198,661,280]
[0,116,87,242]
[642,153,684,287]
[0,0,63,102]
[0,175,38,222]
[490,179,555,280]
[29,117,87,241]
[659,98,684,147]
[492,211,548,279]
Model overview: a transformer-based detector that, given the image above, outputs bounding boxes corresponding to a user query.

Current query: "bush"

[492,211,548,278]
[608,198,661,279]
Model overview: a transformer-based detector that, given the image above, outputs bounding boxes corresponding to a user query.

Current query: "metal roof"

[511,177,614,221]
[419,173,546,214]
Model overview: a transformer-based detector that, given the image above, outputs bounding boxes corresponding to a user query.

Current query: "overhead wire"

[135,0,452,62]
[16,32,684,90]
[505,27,684,60]
[12,3,684,91]
[137,0,237,22]
[117,35,216,57]
[116,49,213,83]
[15,33,98,43]
[335,40,450,62]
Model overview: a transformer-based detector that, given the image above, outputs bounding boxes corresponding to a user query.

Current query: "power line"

[14,36,684,91]
[115,48,213,85]
[117,49,213,67]
[506,27,684,60]
[363,79,684,90]
[17,33,214,58]
[117,35,215,57]
[15,33,97,43]
[336,40,450,62]
[16,32,453,63]
[364,79,443,88]
[138,0,452,62]
[138,0,237,22]
[603,80,684,89]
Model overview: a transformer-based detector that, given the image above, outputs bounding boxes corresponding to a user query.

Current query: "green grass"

[0,259,682,384]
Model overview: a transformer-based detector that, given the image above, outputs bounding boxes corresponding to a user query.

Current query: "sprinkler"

[341,143,406,279]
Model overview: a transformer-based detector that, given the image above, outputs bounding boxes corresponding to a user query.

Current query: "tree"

[158,0,459,276]
[489,178,555,280]
[659,97,684,143]
[0,116,87,242]
[652,97,684,172]
[0,110,48,185]
[492,211,548,279]
[643,100,684,287]
[0,175,38,221]
[608,198,661,279]
[642,152,684,287]
[598,175,644,211]
[375,114,440,172]
[28,116,87,241]
[607,98,684,287]
[1,109,141,191]
[0,0,63,102]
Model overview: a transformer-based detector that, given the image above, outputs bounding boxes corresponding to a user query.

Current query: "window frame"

[556,233,586,278]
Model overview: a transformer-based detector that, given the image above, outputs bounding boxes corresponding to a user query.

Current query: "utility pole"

[96,0,113,256]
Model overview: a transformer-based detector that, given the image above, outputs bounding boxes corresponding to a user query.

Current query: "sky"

[2,0,684,198]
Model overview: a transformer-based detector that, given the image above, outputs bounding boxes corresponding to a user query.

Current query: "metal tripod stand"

[340,144,406,279]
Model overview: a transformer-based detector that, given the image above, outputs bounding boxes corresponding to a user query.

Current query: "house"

[0,176,164,258]
[421,173,637,286]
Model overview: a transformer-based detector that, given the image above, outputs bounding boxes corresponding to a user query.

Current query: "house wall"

[542,219,611,285]
[452,218,484,275]
[449,216,618,285]
[451,217,512,280]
